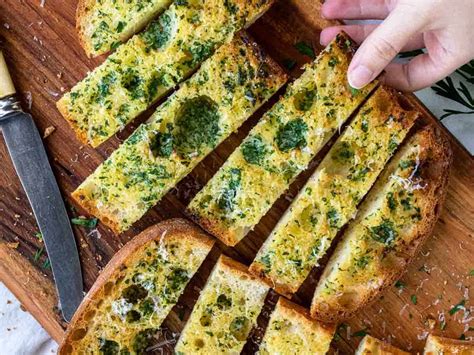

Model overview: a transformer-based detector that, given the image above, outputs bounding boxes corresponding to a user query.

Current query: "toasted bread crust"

[186,212,240,247]
[56,98,90,147]
[248,263,296,297]
[71,188,123,235]
[75,0,95,57]
[311,125,453,322]
[424,334,474,354]
[277,298,336,335]
[58,219,214,354]
[218,254,270,289]
[356,335,410,355]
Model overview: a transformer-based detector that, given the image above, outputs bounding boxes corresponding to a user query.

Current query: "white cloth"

[0,282,57,354]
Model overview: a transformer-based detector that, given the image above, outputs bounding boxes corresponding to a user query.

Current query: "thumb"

[383,52,469,92]
[348,4,427,89]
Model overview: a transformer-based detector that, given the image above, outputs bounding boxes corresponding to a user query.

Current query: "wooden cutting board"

[0,0,472,352]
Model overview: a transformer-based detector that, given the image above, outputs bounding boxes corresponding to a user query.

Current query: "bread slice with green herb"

[424,334,474,354]
[58,219,214,355]
[59,0,275,147]
[250,87,419,296]
[355,335,409,355]
[311,126,451,322]
[72,32,287,234]
[174,255,269,354]
[76,0,173,57]
[187,32,377,247]
[258,297,335,355]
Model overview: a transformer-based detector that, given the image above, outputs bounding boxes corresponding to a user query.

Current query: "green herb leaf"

[71,217,98,229]
[352,328,368,337]
[394,280,405,289]
[469,269,474,276]
[410,294,417,305]
[33,247,44,262]
[449,299,466,315]
[294,41,315,59]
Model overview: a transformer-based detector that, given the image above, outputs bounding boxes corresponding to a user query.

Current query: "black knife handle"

[0,111,84,321]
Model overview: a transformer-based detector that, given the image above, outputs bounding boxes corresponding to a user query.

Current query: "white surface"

[0,282,57,354]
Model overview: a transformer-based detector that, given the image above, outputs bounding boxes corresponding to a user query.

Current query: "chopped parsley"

[410,294,417,305]
[175,96,220,157]
[242,135,268,166]
[71,217,98,228]
[334,141,354,161]
[449,299,466,315]
[150,131,174,158]
[217,168,242,212]
[116,21,126,33]
[294,41,315,59]
[294,86,317,111]
[142,13,174,51]
[352,328,368,337]
[387,192,398,211]
[99,338,120,354]
[394,280,406,290]
[370,218,398,245]
[275,118,308,152]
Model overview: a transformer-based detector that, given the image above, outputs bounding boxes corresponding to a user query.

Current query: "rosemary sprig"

[431,74,474,120]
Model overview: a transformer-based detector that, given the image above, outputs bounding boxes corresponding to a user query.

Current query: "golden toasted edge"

[185,212,239,247]
[356,335,410,355]
[275,298,336,335]
[247,263,296,297]
[310,124,453,322]
[71,188,123,234]
[424,334,474,354]
[58,219,215,354]
[76,0,96,57]
[217,254,271,290]
[56,98,91,147]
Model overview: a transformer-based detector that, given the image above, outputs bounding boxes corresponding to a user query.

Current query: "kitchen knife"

[0,51,83,322]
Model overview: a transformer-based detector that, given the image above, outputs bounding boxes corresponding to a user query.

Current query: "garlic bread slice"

[77,0,173,57]
[59,0,274,147]
[356,335,410,355]
[59,219,214,355]
[72,33,287,234]
[311,126,451,322]
[174,255,269,354]
[250,87,419,296]
[187,32,377,246]
[258,298,335,355]
[424,334,474,354]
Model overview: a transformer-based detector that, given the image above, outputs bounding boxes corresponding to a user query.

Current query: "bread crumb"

[43,125,56,138]
[6,242,19,249]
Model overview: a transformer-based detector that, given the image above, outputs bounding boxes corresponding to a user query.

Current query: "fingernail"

[348,65,373,89]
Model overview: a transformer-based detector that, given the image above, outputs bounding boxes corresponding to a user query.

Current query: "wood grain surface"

[0,0,472,353]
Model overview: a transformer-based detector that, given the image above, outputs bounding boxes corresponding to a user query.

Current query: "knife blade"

[0,51,83,322]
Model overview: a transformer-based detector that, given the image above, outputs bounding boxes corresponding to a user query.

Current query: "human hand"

[320,0,474,91]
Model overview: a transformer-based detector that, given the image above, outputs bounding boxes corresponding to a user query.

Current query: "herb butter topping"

[250,87,418,295]
[175,256,269,354]
[72,34,286,233]
[60,0,273,146]
[188,33,377,246]
[312,130,435,317]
